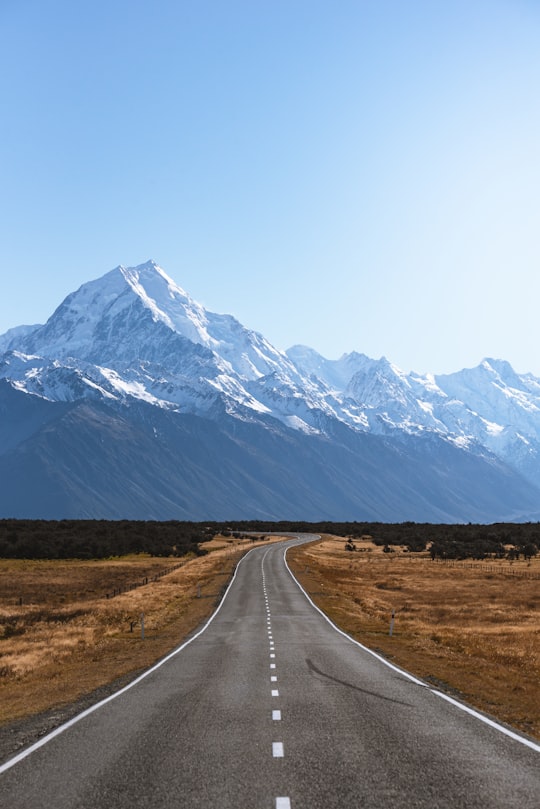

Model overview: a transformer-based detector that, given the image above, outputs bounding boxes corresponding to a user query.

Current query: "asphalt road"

[1,536,539,808]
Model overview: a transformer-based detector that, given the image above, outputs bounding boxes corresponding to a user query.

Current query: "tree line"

[218,520,539,561]
[0,520,213,559]
[0,519,538,561]
[331,521,539,560]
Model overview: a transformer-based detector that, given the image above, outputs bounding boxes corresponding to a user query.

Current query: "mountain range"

[1,260,539,522]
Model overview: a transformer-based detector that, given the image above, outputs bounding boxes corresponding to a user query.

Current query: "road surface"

[1,536,538,808]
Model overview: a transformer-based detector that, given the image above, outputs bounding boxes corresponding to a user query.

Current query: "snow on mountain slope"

[2,261,540,491]
[0,324,42,353]
[288,347,452,434]
[18,261,294,381]
[287,345,540,485]
[436,359,540,429]
[3,260,540,521]
[287,345,375,390]
[0,262,339,430]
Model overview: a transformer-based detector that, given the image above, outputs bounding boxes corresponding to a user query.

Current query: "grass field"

[0,536,275,726]
[1,534,539,744]
[287,537,540,741]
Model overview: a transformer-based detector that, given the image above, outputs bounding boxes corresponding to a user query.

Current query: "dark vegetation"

[0,520,538,561]
[0,520,213,559]
[220,521,540,561]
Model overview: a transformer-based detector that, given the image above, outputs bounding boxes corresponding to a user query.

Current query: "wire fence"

[432,558,540,579]
[104,561,185,599]
[378,552,540,579]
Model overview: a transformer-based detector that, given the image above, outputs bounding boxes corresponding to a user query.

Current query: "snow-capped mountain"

[0,261,368,433]
[16,262,292,378]
[0,323,42,353]
[1,260,539,521]
[287,347,540,487]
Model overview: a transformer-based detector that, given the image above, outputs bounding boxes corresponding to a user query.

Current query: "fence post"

[389,609,396,637]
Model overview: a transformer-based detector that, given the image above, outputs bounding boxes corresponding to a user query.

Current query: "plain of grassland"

[0,536,280,729]
[1,532,538,749]
[287,536,540,741]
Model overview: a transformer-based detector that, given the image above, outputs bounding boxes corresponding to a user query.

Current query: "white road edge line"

[284,539,540,755]
[0,544,263,775]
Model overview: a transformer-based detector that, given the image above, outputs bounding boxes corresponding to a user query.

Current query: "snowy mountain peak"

[287,345,376,390]
[0,261,314,423]
[2,261,540,502]
[8,260,225,363]
[480,357,528,390]
[117,260,217,345]
[119,260,202,319]
[0,323,42,354]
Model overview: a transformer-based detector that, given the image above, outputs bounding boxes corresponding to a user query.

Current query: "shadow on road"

[306,658,413,707]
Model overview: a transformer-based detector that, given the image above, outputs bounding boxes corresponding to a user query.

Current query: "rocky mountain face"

[1,260,539,521]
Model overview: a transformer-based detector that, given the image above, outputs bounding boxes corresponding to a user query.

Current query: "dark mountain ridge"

[1,261,539,522]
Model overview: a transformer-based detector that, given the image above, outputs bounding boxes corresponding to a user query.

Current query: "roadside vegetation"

[1,520,538,744]
[0,519,214,559]
[287,536,540,741]
[1,518,538,562]
[0,535,274,727]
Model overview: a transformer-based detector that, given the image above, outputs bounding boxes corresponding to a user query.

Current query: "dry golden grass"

[3,533,538,743]
[0,536,280,726]
[288,536,540,741]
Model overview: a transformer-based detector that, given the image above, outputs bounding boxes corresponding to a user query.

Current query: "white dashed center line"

[263,553,290,809]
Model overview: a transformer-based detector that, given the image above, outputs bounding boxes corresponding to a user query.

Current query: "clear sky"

[1,0,539,375]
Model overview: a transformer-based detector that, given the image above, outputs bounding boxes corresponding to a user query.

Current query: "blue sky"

[1,0,539,375]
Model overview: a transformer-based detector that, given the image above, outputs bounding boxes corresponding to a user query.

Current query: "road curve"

[1,536,538,808]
